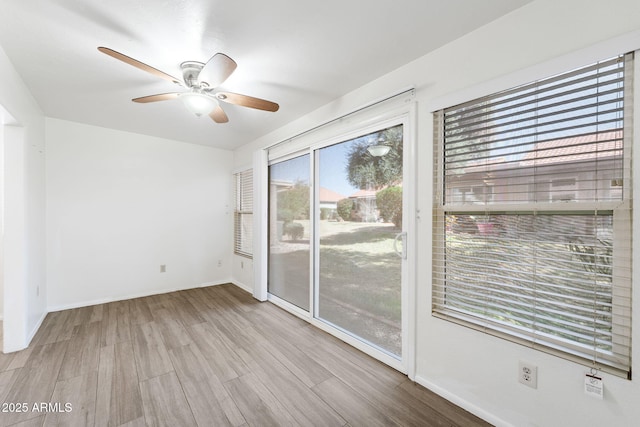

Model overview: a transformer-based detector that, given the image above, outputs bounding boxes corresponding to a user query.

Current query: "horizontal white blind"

[433,53,633,377]
[234,169,253,258]
[444,56,625,206]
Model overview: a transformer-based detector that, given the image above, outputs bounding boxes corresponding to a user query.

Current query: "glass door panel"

[316,125,403,356]
[268,154,311,311]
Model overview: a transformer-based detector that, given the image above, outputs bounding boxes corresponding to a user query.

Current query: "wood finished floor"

[0,284,490,427]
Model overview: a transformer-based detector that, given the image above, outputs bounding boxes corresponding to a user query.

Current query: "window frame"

[234,169,253,258]
[432,53,634,378]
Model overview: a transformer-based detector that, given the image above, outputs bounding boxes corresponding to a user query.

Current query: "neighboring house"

[319,187,345,219]
[446,130,623,206]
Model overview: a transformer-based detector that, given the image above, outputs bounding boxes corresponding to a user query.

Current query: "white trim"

[253,149,268,301]
[266,86,415,152]
[311,316,406,373]
[404,102,418,380]
[25,311,47,348]
[414,375,512,427]
[268,293,312,321]
[231,280,252,294]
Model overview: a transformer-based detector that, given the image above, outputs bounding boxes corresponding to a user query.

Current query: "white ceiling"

[0,0,532,150]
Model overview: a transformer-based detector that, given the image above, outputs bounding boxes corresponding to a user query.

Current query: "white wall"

[0,44,47,352]
[46,118,233,310]
[232,1,640,425]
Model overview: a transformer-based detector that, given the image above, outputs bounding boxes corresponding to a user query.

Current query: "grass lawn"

[270,220,402,356]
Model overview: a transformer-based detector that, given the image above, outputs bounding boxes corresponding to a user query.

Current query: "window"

[433,53,633,377]
[234,169,253,258]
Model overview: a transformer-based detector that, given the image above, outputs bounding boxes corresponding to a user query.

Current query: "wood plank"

[312,376,398,427]
[31,311,73,345]
[0,368,21,404]
[168,344,245,426]
[186,322,250,382]
[100,301,132,347]
[95,343,144,427]
[2,341,68,425]
[8,416,46,427]
[152,308,193,350]
[304,340,455,426]
[58,322,101,381]
[43,371,98,427]
[236,343,345,426]
[397,380,491,427]
[139,372,197,427]
[131,322,173,382]
[165,292,206,326]
[0,351,16,373]
[4,345,35,371]
[0,285,492,427]
[129,297,154,326]
[117,417,146,427]
[223,372,297,427]
[245,309,333,387]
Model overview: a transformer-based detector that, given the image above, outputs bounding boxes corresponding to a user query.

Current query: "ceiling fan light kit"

[180,92,218,117]
[97,46,279,123]
[367,144,391,157]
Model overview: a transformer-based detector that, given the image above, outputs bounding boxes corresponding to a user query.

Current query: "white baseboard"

[47,279,234,313]
[230,280,252,294]
[26,311,48,348]
[414,375,512,427]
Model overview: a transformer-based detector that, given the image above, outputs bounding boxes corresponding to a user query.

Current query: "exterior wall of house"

[233,1,640,425]
[45,118,234,310]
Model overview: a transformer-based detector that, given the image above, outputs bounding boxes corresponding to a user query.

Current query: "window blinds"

[234,169,253,258]
[432,53,633,377]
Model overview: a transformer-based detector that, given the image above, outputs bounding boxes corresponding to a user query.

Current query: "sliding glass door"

[268,154,311,311]
[266,118,409,367]
[316,125,404,357]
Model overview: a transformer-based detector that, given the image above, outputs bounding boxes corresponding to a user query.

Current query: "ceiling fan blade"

[132,93,181,103]
[210,105,229,123]
[98,47,182,85]
[198,53,237,87]
[215,92,279,112]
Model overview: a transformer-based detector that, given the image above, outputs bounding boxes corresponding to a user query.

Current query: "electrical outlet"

[160,264,166,273]
[518,361,538,389]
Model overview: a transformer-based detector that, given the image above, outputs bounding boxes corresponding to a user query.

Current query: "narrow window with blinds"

[432,53,633,377]
[234,169,253,258]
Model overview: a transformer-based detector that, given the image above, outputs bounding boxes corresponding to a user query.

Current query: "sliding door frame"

[258,102,416,378]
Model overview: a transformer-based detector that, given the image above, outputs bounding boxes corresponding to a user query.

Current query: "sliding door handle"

[394,232,407,259]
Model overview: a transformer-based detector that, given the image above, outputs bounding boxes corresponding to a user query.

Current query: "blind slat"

[433,53,633,378]
[234,169,253,258]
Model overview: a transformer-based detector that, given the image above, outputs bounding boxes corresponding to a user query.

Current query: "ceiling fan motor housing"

[180,61,206,88]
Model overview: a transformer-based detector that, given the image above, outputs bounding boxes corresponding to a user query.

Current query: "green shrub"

[320,207,331,220]
[277,208,294,223]
[336,198,353,221]
[283,221,304,240]
[376,186,402,228]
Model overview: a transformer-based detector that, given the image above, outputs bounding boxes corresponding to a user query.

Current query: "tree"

[346,125,403,190]
[277,181,310,221]
[376,186,402,228]
[336,198,353,221]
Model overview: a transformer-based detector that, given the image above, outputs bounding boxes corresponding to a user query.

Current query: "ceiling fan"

[98,47,279,123]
